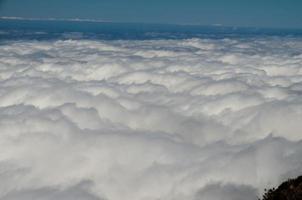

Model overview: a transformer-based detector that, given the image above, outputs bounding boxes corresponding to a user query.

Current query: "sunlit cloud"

[0,37,302,200]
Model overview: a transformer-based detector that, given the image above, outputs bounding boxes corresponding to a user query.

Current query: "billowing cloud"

[2,181,102,200]
[0,36,302,200]
[194,183,258,200]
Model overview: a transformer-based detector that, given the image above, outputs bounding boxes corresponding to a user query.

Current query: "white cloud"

[0,37,302,200]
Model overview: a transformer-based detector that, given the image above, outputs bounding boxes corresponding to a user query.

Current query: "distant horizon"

[1,16,302,31]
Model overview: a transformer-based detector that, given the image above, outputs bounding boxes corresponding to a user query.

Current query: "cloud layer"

[0,37,302,200]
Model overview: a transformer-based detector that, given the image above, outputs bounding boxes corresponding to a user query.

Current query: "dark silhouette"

[260,176,302,200]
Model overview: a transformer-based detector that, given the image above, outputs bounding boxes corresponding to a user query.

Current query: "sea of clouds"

[0,36,302,200]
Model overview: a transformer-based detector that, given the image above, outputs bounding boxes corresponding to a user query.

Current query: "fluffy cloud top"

[0,36,302,200]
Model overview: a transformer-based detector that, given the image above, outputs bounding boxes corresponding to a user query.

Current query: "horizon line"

[1,16,302,31]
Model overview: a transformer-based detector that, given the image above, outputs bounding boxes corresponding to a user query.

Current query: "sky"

[0,0,302,29]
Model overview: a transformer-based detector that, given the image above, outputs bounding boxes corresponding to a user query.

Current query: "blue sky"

[0,0,302,28]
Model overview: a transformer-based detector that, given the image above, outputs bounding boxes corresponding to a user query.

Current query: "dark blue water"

[1,19,302,41]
